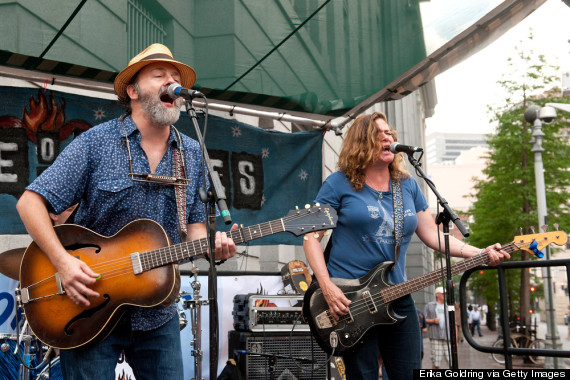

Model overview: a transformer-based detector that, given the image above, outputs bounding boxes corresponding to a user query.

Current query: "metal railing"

[459,258,570,368]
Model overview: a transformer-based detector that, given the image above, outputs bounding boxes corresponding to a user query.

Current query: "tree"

[467,30,570,330]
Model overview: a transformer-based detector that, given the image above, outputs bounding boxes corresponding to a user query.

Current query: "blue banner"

[0,86,323,245]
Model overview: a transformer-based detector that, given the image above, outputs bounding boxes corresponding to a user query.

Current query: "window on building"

[127,0,168,58]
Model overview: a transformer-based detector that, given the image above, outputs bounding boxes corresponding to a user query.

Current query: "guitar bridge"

[315,310,337,329]
[362,290,378,314]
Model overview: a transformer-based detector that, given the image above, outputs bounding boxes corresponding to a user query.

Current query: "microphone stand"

[184,98,232,379]
[405,151,468,370]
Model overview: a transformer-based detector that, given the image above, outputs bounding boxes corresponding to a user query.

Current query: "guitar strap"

[120,114,188,240]
[173,127,188,241]
[323,179,404,270]
[392,179,404,269]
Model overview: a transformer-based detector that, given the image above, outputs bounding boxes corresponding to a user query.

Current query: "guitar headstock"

[513,231,568,258]
[283,204,338,236]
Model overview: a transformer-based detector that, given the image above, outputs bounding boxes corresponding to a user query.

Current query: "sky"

[422,0,570,136]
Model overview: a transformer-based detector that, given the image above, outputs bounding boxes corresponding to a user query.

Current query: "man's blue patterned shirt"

[27,115,208,330]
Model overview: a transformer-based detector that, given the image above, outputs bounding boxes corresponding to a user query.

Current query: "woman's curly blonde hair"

[338,112,410,191]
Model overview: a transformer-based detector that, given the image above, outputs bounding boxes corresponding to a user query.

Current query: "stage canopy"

[0,0,547,129]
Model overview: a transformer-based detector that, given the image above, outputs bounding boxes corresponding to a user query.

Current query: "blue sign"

[0,86,323,244]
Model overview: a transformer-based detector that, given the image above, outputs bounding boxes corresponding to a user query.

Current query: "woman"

[303,112,509,379]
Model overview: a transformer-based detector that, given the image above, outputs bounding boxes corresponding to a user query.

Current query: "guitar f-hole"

[362,290,377,314]
[64,294,111,336]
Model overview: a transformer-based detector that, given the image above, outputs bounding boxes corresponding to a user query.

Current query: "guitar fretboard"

[138,219,286,272]
[379,241,522,303]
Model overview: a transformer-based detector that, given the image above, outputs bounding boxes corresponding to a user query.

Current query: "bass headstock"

[513,229,568,258]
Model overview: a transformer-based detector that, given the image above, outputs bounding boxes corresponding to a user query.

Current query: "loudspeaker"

[228,331,328,380]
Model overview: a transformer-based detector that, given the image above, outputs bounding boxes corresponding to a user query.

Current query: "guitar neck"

[380,241,519,303]
[138,219,286,272]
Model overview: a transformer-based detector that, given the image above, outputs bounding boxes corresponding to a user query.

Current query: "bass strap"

[391,179,404,269]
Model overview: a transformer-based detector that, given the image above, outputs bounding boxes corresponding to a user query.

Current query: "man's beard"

[134,83,181,126]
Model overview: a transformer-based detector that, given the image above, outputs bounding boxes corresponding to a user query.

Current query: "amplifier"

[228,330,328,380]
[233,294,310,332]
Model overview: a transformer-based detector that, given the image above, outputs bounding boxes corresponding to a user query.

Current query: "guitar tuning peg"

[305,204,311,209]
[303,235,309,241]
[519,227,523,235]
[314,233,320,239]
[295,205,299,210]
[324,230,331,236]
[554,223,559,231]
[530,226,536,234]
[240,224,244,228]
[541,225,548,232]
[315,202,321,207]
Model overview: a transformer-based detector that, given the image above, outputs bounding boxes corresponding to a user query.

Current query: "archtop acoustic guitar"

[19,204,337,349]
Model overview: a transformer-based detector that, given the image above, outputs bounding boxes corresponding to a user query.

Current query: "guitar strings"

[325,242,523,326]
[329,252,489,325]
[90,212,319,277]
[25,211,328,298]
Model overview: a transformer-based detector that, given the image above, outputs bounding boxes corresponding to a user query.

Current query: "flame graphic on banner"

[19,89,90,142]
[22,89,65,142]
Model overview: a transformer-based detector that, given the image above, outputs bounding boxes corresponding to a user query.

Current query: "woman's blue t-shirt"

[314,171,429,284]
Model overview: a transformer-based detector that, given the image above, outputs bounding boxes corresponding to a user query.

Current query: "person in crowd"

[303,112,509,380]
[16,43,236,379]
[470,305,483,337]
[425,287,450,369]
[467,304,473,332]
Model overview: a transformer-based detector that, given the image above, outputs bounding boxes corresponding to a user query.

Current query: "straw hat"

[435,286,444,295]
[114,43,196,101]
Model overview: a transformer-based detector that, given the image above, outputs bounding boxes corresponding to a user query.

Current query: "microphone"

[389,142,423,154]
[167,83,205,100]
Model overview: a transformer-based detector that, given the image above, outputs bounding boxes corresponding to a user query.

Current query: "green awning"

[0,0,546,127]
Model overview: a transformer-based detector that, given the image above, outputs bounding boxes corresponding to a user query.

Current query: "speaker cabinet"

[228,331,328,380]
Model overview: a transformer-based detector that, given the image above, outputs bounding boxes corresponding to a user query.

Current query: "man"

[424,287,449,369]
[17,43,236,379]
[470,305,483,337]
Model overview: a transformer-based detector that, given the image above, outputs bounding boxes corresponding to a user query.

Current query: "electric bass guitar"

[19,205,337,349]
[302,230,567,355]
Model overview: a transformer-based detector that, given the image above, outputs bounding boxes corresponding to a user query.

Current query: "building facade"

[426,131,488,165]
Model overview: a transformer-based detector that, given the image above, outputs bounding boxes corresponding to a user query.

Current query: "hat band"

[140,53,174,61]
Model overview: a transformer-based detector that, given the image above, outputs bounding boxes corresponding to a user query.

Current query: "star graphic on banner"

[94,108,105,120]
[231,126,242,137]
[261,148,270,158]
[298,169,308,181]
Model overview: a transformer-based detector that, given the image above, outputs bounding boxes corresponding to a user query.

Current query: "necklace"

[365,175,389,190]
